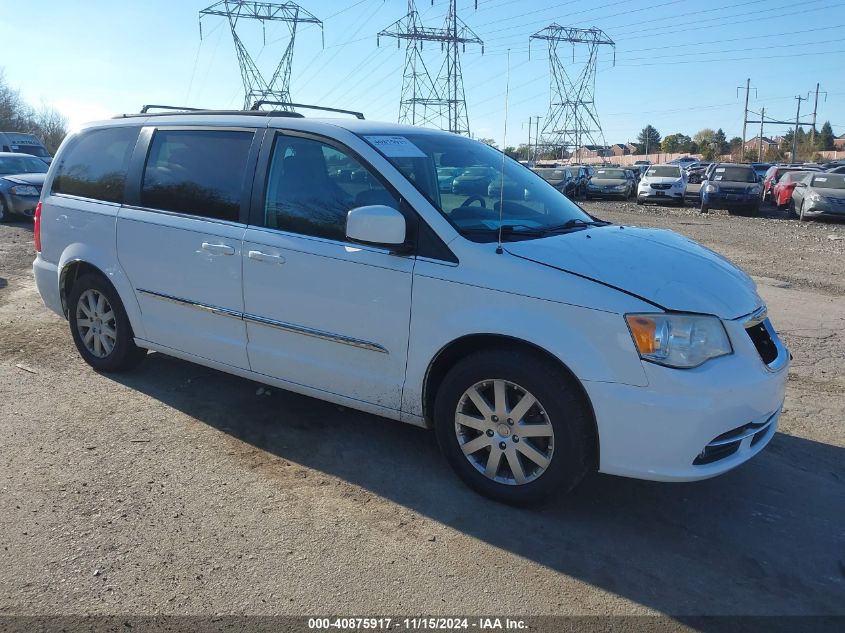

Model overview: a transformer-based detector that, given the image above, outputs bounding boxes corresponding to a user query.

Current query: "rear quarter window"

[52,127,140,203]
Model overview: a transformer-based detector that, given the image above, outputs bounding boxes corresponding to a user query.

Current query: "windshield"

[645,166,680,178]
[0,155,49,175]
[594,169,626,179]
[812,174,845,189]
[362,132,596,241]
[13,145,50,158]
[711,166,756,183]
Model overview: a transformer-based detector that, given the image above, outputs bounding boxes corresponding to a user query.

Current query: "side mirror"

[346,205,407,248]
[795,182,807,188]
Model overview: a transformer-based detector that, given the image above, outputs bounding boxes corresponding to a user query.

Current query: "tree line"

[0,69,68,154]
[636,122,837,161]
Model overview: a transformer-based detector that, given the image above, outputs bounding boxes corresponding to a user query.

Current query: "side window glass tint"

[264,135,398,241]
[52,127,139,203]
[141,129,253,222]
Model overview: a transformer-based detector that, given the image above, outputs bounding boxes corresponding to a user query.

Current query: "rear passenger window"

[263,134,399,241]
[141,129,253,222]
[52,127,139,203]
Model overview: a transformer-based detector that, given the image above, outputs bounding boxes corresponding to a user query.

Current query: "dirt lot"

[1,202,843,619]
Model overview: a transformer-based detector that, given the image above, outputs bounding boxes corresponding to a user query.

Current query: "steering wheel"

[460,195,487,208]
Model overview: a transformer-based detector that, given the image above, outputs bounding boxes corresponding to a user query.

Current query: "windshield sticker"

[364,135,427,158]
[815,177,827,182]
[714,176,723,181]
[715,167,725,172]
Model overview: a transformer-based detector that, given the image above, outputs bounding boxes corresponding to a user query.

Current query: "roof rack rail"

[114,107,304,120]
[251,100,365,120]
[140,104,205,114]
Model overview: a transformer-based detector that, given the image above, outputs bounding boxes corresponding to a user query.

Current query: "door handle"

[202,242,235,256]
[248,250,286,265]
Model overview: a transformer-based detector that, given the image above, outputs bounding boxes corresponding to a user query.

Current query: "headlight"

[625,313,732,368]
[9,185,40,196]
[639,179,649,187]
[750,185,762,195]
[704,184,718,193]
[587,183,598,189]
[613,184,627,190]
[674,179,685,188]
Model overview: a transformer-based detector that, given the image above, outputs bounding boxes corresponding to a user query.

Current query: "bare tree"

[0,69,68,153]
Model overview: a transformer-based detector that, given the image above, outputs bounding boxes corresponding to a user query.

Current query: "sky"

[3,0,844,148]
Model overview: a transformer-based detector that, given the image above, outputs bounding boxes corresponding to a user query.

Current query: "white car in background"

[32,108,788,505]
[637,164,687,206]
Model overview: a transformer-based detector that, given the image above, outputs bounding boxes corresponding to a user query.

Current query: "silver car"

[790,172,845,221]
[0,152,49,221]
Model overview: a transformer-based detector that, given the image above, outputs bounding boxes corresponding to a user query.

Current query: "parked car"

[632,160,652,166]
[572,165,593,197]
[0,131,52,164]
[826,165,845,175]
[0,152,49,221]
[771,171,809,210]
[452,165,496,195]
[532,167,577,198]
[790,172,845,221]
[437,167,462,192]
[686,162,712,184]
[33,111,789,505]
[487,176,525,200]
[585,168,635,200]
[751,163,772,182]
[762,165,820,201]
[700,163,762,215]
[636,164,686,205]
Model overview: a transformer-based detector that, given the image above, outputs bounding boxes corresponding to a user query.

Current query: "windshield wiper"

[458,224,547,237]
[540,219,611,233]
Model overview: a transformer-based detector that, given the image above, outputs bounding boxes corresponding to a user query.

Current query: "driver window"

[264,135,399,241]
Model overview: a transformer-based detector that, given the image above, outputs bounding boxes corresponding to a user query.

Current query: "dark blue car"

[700,163,762,215]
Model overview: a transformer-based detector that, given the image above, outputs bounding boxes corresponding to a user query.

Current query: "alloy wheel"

[454,379,555,485]
[76,289,117,358]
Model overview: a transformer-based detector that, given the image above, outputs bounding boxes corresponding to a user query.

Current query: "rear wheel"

[434,349,593,506]
[68,273,146,372]
[799,200,808,222]
[0,199,8,223]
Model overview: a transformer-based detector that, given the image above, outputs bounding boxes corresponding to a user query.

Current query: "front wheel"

[434,349,593,505]
[68,273,147,372]
[799,200,808,222]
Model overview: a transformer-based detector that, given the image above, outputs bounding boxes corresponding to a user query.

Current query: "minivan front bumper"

[582,316,789,482]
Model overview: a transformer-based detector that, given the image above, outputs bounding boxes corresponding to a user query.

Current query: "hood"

[1,173,46,186]
[590,178,626,186]
[812,187,845,198]
[505,225,762,320]
[641,176,682,185]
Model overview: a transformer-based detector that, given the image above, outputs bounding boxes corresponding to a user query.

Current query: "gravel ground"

[0,202,843,619]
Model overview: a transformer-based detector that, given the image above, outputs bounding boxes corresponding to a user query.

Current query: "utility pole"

[809,83,827,146]
[758,107,765,162]
[533,115,541,164]
[793,95,806,162]
[737,78,756,159]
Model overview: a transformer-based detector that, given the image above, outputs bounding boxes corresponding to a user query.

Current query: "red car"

[771,171,810,209]
[762,165,818,202]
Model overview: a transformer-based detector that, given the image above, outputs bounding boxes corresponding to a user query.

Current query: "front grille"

[746,321,778,365]
[651,183,671,190]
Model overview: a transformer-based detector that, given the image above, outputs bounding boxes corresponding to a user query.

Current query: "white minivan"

[32,109,789,504]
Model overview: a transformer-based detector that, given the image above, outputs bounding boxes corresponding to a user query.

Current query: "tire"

[799,200,808,222]
[787,199,797,219]
[434,349,593,506]
[700,200,709,214]
[636,197,643,205]
[747,203,761,216]
[68,273,146,372]
[0,199,8,223]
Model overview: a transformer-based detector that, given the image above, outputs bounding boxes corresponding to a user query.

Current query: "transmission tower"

[529,25,615,160]
[378,1,483,135]
[199,1,323,109]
